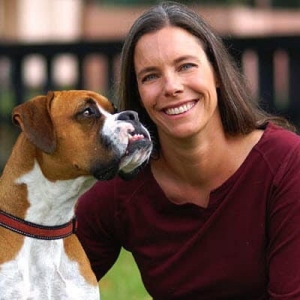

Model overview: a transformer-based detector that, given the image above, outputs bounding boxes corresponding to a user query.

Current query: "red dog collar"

[0,210,77,240]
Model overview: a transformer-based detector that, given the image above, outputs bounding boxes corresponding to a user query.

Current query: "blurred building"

[0,0,300,91]
[82,2,300,38]
[0,0,82,87]
[0,0,82,41]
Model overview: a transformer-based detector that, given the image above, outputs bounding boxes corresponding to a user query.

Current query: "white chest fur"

[0,161,100,299]
[15,161,96,226]
[0,238,100,299]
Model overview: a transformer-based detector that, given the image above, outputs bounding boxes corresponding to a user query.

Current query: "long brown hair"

[117,1,294,156]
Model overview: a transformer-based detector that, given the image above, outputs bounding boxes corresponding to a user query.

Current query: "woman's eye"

[142,73,158,83]
[180,63,196,71]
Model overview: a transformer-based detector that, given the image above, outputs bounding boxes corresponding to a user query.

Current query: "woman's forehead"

[134,27,206,67]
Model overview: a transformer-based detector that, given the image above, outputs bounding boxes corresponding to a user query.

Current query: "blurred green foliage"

[99,249,151,300]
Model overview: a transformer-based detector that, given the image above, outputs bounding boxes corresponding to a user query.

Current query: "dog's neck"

[16,160,96,226]
[0,135,96,226]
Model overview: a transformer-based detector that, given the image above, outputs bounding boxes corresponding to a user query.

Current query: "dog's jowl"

[0,90,152,300]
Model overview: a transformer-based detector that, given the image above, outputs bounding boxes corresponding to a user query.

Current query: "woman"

[76,2,300,299]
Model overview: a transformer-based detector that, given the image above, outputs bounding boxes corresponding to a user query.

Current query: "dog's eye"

[82,107,98,117]
[83,108,93,117]
[75,102,101,121]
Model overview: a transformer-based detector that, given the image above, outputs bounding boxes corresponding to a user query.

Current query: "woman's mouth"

[164,101,197,116]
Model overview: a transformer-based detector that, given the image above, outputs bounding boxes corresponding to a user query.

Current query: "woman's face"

[134,26,221,140]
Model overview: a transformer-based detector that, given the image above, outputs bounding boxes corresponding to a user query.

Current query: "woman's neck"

[155,127,230,185]
[151,128,263,206]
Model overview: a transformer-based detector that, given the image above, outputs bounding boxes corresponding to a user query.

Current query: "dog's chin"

[118,139,152,180]
[91,139,152,181]
[126,139,152,156]
[118,166,143,181]
[91,160,120,181]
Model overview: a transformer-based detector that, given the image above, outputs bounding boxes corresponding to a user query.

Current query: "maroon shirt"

[76,123,300,299]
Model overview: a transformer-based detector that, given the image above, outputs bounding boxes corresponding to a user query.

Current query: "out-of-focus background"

[1,0,300,170]
[0,0,300,298]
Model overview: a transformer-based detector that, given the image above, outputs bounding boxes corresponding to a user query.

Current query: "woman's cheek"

[139,88,157,109]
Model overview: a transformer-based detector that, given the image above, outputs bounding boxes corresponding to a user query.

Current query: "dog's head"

[12,90,152,181]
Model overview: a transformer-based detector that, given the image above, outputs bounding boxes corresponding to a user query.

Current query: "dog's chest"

[0,238,100,300]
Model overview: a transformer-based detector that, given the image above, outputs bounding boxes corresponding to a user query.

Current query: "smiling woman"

[76,2,300,299]
[134,26,219,140]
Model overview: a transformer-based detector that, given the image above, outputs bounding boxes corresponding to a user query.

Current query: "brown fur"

[0,90,118,284]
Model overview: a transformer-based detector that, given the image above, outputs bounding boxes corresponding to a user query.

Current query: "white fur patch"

[16,161,96,226]
[101,111,135,158]
[0,238,100,299]
[0,162,100,299]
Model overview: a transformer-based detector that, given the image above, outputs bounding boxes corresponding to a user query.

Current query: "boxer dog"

[0,90,152,299]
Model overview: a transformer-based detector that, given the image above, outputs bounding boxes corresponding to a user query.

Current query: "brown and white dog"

[0,90,152,299]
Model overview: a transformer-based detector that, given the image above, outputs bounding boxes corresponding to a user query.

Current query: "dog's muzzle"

[117,110,152,154]
[92,110,152,181]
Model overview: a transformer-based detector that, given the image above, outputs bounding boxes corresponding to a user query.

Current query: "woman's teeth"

[164,101,195,115]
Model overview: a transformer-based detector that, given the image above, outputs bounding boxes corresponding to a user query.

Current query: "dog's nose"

[117,110,139,122]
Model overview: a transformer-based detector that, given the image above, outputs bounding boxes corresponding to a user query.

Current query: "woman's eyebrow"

[173,55,199,64]
[136,55,200,78]
[136,66,157,79]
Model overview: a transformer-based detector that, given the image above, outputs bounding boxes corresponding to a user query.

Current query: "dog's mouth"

[92,128,152,181]
[92,114,153,181]
[117,129,152,180]
[125,131,151,156]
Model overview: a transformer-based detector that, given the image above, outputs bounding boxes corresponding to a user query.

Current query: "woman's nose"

[163,73,183,97]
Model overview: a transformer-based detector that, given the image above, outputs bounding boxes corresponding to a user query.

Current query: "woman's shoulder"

[253,122,300,178]
[257,122,300,152]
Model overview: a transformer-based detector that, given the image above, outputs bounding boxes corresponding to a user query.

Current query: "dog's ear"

[12,91,56,154]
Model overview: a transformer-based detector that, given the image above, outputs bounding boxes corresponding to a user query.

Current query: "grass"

[99,249,152,300]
